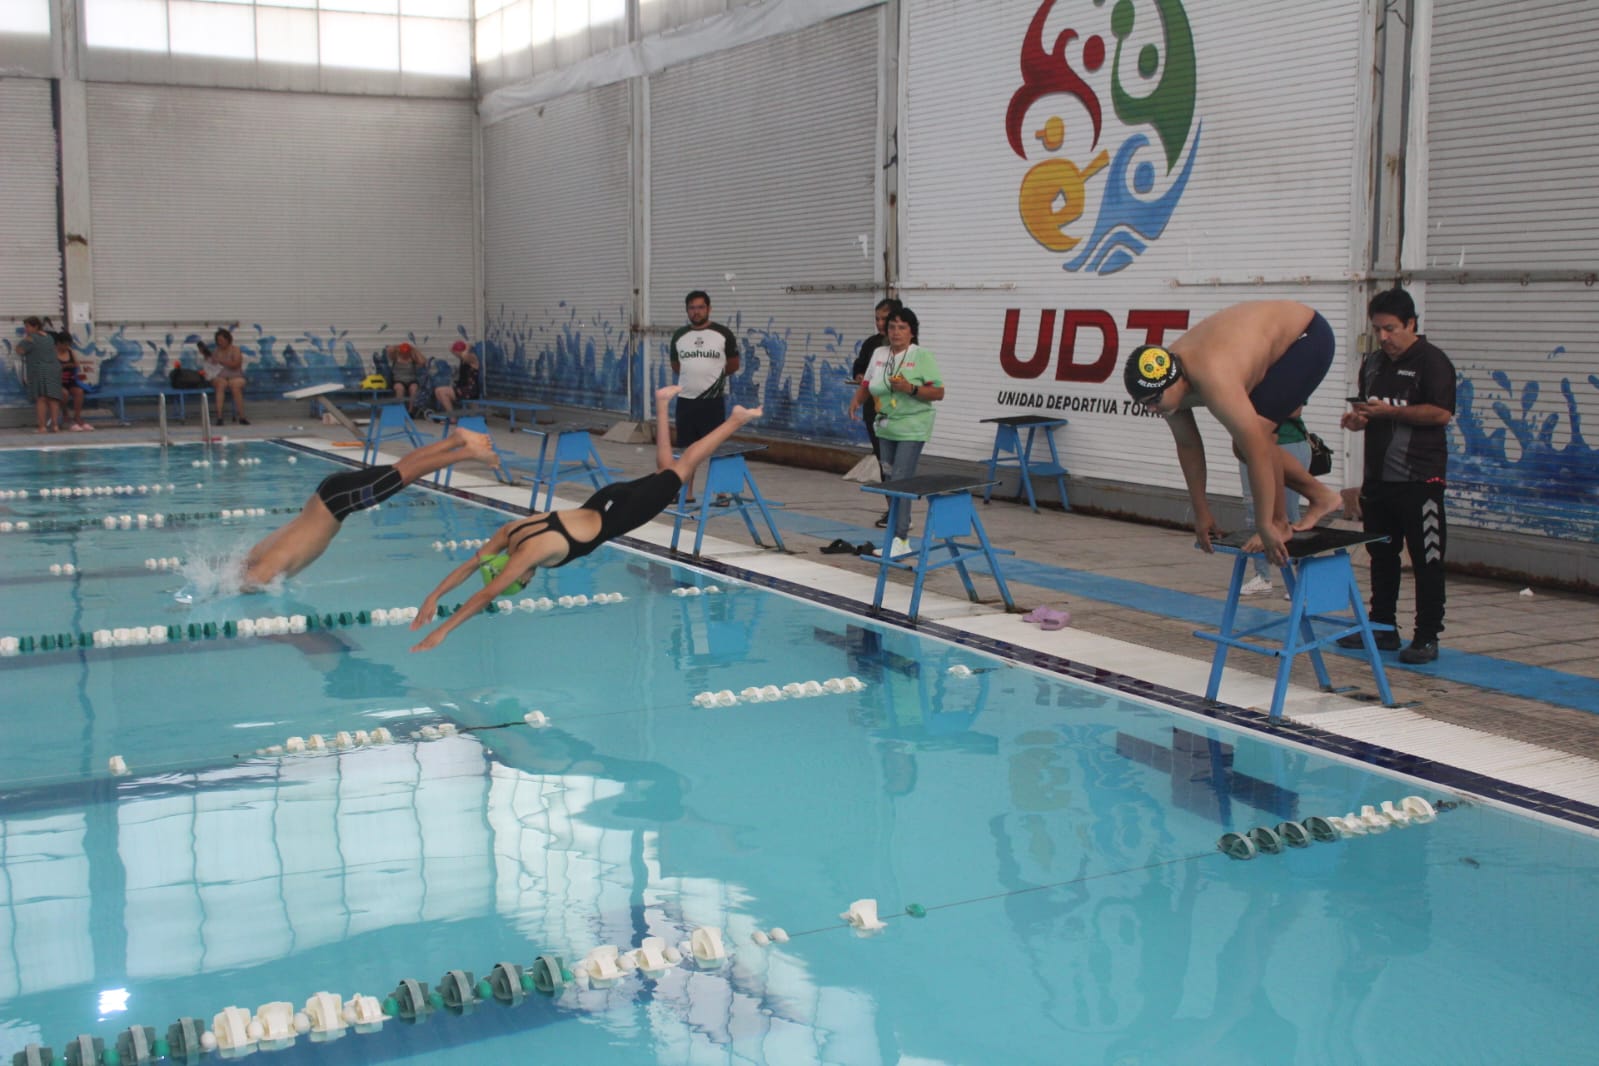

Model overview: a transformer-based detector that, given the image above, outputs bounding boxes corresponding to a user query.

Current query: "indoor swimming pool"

[1,441,1597,1065]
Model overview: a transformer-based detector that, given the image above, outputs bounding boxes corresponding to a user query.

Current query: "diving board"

[283,382,364,439]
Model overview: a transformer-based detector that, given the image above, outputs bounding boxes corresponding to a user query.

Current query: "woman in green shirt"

[849,306,945,549]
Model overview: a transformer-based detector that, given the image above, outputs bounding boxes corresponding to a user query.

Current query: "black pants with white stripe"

[1360,480,1448,642]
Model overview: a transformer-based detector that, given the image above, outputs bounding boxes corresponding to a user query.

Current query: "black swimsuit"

[505,469,684,569]
[506,512,588,566]
[315,466,405,522]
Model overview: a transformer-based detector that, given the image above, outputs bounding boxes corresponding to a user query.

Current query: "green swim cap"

[478,551,527,595]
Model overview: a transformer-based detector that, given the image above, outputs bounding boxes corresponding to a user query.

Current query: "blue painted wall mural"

[1449,350,1599,544]
[483,304,635,416]
[485,304,876,450]
[4,318,472,405]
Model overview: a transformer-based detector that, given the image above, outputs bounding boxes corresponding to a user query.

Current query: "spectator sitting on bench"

[434,340,480,414]
[387,342,425,409]
[56,332,93,432]
[205,327,249,425]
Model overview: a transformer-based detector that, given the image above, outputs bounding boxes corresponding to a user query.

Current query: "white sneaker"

[889,537,915,559]
[1239,575,1273,596]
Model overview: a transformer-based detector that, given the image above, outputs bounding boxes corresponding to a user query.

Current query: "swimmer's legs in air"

[654,385,762,483]
[390,426,501,485]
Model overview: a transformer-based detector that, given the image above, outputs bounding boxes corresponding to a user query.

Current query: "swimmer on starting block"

[240,428,499,590]
[408,386,762,652]
[1122,301,1343,566]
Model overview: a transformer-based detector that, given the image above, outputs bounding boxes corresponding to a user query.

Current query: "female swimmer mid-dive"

[409,386,761,651]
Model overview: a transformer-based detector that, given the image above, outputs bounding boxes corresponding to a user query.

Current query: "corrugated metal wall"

[647,7,881,442]
[82,84,475,388]
[0,78,61,321]
[1421,0,1599,544]
[482,82,634,412]
[900,0,1371,492]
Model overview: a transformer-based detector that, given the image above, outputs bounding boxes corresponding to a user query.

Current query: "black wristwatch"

[911,384,920,397]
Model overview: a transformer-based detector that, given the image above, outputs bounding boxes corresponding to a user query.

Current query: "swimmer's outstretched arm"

[410,524,511,631]
[410,557,528,652]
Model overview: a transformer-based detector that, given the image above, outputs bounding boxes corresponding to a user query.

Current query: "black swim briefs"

[315,466,406,522]
[1248,311,1335,424]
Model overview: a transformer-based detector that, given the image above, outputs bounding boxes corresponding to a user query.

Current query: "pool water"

[1,442,1597,1065]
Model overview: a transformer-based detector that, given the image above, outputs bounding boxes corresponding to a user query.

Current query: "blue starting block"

[980,415,1070,513]
[526,423,617,511]
[1196,528,1396,720]
[860,474,1015,620]
[668,443,786,554]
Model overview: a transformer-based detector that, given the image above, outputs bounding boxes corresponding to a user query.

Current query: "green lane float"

[1219,796,1442,860]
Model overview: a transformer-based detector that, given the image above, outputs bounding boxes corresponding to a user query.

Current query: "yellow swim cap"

[1124,345,1180,401]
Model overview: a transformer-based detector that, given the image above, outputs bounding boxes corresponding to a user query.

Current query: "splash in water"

[173,541,272,603]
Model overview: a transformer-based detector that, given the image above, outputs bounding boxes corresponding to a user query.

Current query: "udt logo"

[1006,0,1200,275]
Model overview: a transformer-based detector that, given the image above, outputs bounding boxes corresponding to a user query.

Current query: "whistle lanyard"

[879,347,912,413]
[880,347,910,389]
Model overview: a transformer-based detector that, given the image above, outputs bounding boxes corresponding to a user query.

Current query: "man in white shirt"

[668,290,741,502]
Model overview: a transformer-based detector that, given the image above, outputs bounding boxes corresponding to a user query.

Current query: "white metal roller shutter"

[649,7,881,444]
[1423,0,1599,543]
[482,82,633,412]
[84,84,474,380]
[901,0,1368,488]
[0,78,61,321]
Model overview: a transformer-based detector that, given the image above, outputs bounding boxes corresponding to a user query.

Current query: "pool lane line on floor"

[768,508,1599,718]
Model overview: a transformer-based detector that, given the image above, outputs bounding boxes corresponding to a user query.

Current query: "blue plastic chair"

[362,403,424,465]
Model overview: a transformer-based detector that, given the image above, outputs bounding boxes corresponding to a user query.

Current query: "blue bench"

[92,387,213,423]
[464,399,550,433]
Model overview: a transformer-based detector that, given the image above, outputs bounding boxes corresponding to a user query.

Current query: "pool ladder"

[157,394,214,456]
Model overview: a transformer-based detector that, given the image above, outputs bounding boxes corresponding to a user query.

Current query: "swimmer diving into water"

[409,386,762,651]
[240,427,499,590]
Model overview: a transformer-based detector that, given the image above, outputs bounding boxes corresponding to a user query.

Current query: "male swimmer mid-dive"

[409,387,761,651]
[240,427,499,590]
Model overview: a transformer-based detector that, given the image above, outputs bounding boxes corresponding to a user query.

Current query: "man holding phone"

[1338,287,1457,664]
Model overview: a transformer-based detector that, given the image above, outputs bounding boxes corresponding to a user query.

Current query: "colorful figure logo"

[1007,0,1200,275]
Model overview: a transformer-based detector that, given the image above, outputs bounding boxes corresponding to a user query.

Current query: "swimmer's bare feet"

[1292,482,1343,531]
[656,384,682,401]
[731,404,762,425]
[453,427,501,468]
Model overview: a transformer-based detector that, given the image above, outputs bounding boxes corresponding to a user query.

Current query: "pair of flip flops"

[820,538,880,556]
[1021,606,1072,631]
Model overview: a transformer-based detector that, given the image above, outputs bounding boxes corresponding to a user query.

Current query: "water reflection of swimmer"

[1101,873,1306,1062]
[241,428,498,590]
[409,388,761,651]
[279,630,410,700]
[312,646,409,701]
[510,726,690,824]
[878,741,919,797]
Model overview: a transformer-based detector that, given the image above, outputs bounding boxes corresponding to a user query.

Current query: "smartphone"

[1346,395,1364,404]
